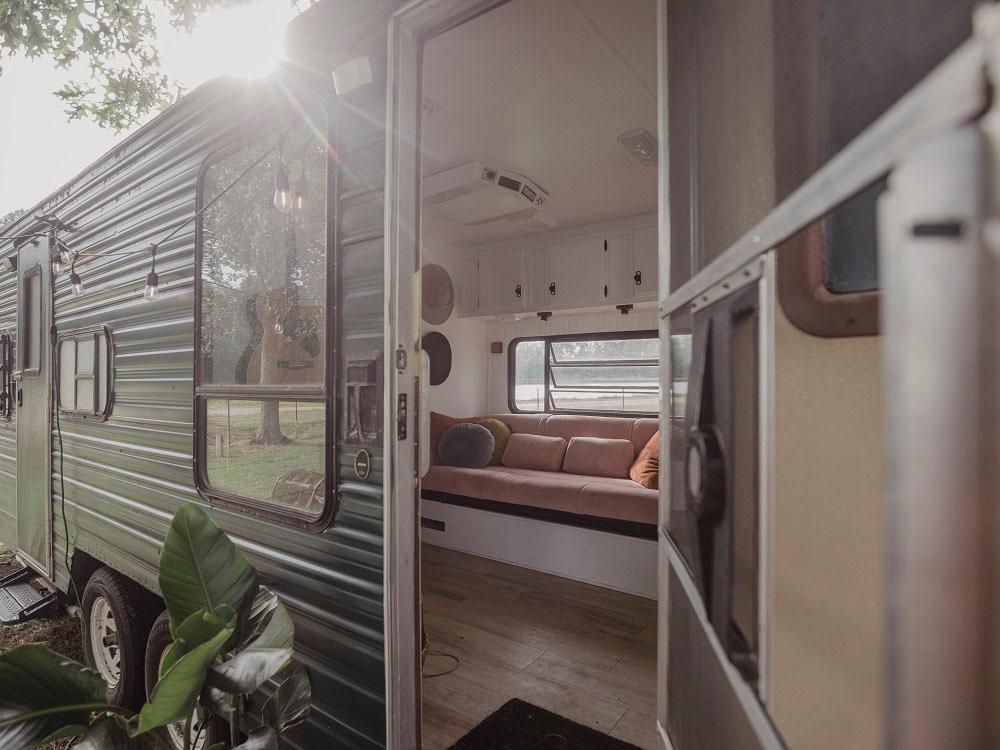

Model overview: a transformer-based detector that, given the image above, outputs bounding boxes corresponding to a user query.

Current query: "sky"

[0,1,302,219]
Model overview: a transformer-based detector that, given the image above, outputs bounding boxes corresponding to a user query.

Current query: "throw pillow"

[474,417,512,465]
[501,433,567,472]
[629,430,660,489]
[439,423,495,468]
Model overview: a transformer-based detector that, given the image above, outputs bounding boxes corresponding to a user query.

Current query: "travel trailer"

[0,0,996,748]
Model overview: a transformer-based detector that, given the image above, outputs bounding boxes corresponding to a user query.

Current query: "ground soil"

[0,550,85,749]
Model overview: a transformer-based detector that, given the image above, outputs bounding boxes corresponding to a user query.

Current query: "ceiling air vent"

[422,162,549,227]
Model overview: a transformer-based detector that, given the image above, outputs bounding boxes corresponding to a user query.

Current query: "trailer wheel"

[81,567,158,710]
[145,611,225,749]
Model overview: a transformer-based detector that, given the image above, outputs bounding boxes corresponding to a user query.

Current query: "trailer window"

[57,328,112,419]
[19,266,42,377]
[196,107,330,522]
[509,332,660,415]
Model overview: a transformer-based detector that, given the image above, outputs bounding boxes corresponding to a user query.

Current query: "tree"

[0,2,284,131]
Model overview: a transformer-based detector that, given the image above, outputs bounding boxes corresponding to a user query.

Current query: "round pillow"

[439,423,495,468]
[475,418,511,465]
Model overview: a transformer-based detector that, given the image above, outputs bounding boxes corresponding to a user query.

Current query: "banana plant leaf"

[262,667,311,732]
[0,645,108,750]
[138,624,234,734]
[159,503,258,640]
[208,600,293,694]
[160,605,236,679]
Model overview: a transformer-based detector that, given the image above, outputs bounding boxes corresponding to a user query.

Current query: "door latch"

[634,270,642,285]
[16,388,22,408]
[549,282,556,295]
[396,393,407,441]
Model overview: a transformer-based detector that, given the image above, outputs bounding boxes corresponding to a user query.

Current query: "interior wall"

[421,239,487,417]
[483,306,659,415]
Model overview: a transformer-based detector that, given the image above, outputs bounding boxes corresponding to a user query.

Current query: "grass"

[206,400,325,500]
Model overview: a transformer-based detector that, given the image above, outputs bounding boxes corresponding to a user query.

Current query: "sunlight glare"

[158,1,299,86]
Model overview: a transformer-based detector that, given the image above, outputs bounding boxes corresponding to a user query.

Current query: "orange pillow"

[429,412,471,465]
[629,430,659,489]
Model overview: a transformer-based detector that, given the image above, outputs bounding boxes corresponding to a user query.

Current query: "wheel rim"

[88,596,121,688]
[159,645,209,750]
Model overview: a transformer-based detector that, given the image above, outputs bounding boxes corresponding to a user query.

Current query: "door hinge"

[396,393,407,440]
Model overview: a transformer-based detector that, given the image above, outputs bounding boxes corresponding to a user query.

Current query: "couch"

[422,413,661,534]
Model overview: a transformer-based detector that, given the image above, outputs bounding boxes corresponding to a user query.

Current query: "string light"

[144,245,159,301]
[273,164,292,213]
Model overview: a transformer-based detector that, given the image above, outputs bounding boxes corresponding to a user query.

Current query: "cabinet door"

[477,248,526,313]
[547,234,606,307]
[604,232,633,301]
[527,248,550,309]
[631,225,658,300]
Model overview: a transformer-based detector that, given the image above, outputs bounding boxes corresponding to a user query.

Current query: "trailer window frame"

[508,329,661,417]
[193,90,337,530]
[55,325,113,421]
[17,264,43,379]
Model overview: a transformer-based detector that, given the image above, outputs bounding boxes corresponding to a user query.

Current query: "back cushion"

[563,437,635,479]
[501,433,567,472]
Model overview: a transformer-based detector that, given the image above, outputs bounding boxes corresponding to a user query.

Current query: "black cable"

[422,650,460,679]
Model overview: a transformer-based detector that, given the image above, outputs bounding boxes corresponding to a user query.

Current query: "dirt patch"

[0,552,86,748]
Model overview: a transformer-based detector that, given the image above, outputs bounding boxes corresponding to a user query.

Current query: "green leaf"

[74,715,130,749]
[173,605,236,655]
[234,726,278,750]
[159,503,258,640]
[138,624,234,735]
[0,644,108,749]
[208,601,294,694]
[262,667,311,732]
[201,684,236,717]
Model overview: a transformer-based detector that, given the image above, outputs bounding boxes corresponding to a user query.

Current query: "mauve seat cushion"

[562,437,635,478]
[501,433,567,472]
[422,465,657,524]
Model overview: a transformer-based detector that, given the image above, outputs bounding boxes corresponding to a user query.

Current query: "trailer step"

[0,568,61,625]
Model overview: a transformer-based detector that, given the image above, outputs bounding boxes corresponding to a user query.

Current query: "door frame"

[382,0,516,746]
[14,241,54,579]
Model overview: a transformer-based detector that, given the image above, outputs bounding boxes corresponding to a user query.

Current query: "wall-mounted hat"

[421,263,455,325]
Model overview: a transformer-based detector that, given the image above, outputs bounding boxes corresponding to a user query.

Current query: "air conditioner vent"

[422,161,548,227]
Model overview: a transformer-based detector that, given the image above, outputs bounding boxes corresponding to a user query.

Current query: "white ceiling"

[420,0,658,246]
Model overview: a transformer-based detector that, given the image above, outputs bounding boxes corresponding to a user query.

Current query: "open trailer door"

[656,2,1000,748]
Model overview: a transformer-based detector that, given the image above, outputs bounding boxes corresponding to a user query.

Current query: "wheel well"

[69,551,163,612]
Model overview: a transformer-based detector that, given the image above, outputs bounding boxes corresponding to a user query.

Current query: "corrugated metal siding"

[0,36,390,748]
[0,260,16,545]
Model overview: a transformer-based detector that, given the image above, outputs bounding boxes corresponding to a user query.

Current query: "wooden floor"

[420,544,657,749]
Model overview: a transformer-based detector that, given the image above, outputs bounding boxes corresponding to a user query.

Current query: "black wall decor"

[421,331,452,386]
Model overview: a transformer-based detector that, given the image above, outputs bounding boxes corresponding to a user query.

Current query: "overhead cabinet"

[463,216,657,316]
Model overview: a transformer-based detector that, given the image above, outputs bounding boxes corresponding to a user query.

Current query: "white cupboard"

[459,214,657,316]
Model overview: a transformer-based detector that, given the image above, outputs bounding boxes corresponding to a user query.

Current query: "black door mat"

[448,698,642,750]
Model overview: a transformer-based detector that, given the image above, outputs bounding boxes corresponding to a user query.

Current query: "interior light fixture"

[273,164,292,213]
[144,245,159,301]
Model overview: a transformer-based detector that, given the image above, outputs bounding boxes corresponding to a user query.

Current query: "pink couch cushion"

[422,465,657,524]
[501,433,567,472]
[562,437,635,478]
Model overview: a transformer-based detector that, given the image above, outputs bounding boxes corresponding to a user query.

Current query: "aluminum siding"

[0,61,388,750]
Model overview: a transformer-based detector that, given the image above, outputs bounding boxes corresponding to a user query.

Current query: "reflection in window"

[58,328,111,418]
[512,340,544,411]
[205,399,325,516]
[200,125,327,389]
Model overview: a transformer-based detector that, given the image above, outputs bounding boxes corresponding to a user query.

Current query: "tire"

[145,611,226,750]
[81,567,159,710]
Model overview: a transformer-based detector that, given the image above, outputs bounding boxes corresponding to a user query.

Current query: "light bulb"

[293,192,305,212]
[59,247,72,264]
[273,165,292,213]
[274,321,284,335]
[70,271,84,296]
[144,270,159,301]
[52,260,64,275]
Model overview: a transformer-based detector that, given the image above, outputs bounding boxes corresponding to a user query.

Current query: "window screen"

[196,107,329,521]
[510,332,661,415]
[57,328,112,418]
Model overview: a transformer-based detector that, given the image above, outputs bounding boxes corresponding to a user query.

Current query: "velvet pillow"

[501,433,567,472]
[629,430,660,489]
[439,423,495,468]
[562,437,635,478]
[474,417,511,465]
[429,412,470,464]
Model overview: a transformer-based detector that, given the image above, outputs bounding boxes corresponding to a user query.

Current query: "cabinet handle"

[634,270,642,286]
[549,282,556,296]
[515,284,522,298]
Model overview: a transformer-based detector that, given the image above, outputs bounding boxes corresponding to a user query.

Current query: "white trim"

[421,499,658,598]
[757,252,776,705]
[657,721,675,750]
